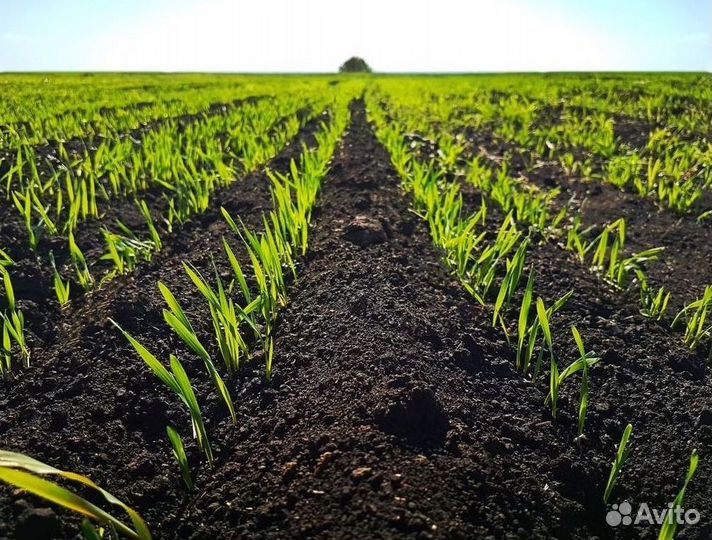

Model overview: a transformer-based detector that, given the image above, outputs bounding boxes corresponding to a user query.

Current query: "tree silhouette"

[339,57,372,73]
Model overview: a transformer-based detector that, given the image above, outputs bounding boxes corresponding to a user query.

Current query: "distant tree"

[339,57,372,73]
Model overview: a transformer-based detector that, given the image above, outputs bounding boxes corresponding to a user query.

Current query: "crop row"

[383,88,712,315]
[0,82,362,376]
[366,89,704,539]
[0,84,359,538]
[0,74,709,538]
[0,75,333,149]
[367,85,712,356]
[372,77,712,217]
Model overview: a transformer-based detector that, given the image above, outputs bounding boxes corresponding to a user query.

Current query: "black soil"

[524,160,712,305]
[465,124,712,306]
[0,102,711,540]
[0,108,325,354]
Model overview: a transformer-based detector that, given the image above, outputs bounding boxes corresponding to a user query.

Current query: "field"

[0,72,711,539]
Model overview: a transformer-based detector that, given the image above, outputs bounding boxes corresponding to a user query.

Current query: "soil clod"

[342,215,387,247]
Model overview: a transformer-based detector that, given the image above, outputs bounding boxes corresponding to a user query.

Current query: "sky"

[0,0,709,72]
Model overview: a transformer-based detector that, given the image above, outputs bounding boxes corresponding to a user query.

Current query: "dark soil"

[168,103,586,539]
[523,160,712,305]
[0,102,711,540]
[442,113,712,539]
[462,124,712,307]
[0,107,326,353]
[0,100,325,539]
[0,94,270,254]
[612,115,656,149]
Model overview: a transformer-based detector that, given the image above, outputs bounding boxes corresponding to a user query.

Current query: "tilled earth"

[1,102,711,540]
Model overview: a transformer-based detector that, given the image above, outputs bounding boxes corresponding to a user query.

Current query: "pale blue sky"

[0,0,709,72]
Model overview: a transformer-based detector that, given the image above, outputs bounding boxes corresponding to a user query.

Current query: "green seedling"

[537,298,559,417]
[137,200,162,252]
[101,228,154,276]
[181,263,252,377]
[68,232,93,290]
[0,267,29,372]
[0,450,151,540]
[0,249,13,268]
[517,288,573,379]
[158,281,237,424]
[603,424,633,504]
[671,286,712,354]
[658,449,699,540]
[572,326,591,439]
[492,239,529,337]
[640,282,671,321]
[49,252,71,308]
[543,325,600,427]
[111,320,214,464]
[166,426,193,491]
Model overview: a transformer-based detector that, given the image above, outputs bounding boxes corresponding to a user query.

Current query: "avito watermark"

[607,501,700,528]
